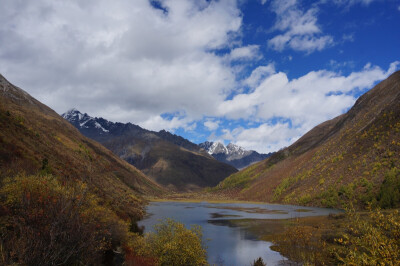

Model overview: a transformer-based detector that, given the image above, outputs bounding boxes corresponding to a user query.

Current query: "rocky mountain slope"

[0,74,163,219]
[199,141,272,169]
[62,109,237,191]
[215,71,400,209]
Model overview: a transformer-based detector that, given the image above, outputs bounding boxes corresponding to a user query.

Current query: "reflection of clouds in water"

[234,239,283,266]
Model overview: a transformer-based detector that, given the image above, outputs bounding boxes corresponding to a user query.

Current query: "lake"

[138,201,341,265]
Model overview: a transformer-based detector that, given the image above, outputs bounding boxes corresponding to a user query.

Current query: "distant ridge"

[199,141,272,169]
[215,71,400,209]
[62,109,238,191]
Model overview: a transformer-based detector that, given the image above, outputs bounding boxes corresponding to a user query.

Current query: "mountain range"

[215,71,400,209]
[2,69,399,212]
[62,109,237,191]
[199,141,272,169]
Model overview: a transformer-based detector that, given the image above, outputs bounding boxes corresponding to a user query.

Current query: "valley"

[1,71,399,265]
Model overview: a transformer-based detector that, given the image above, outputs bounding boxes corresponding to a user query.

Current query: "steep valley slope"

[215,71,400,209]
[0,74,163,219]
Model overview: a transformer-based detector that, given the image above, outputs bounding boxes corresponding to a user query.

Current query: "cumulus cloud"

[0,0,241,125]
[216,62,399,153]
[243,64,276,88]
[140,114,196,132]
[268,0,333,53]
[224,123,302,153]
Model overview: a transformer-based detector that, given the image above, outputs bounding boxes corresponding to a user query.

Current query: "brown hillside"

[0,74,163,219]
[102,136,238,191]
[216,71,400,209]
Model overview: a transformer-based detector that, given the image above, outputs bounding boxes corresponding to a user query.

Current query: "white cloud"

[268,0,333,53]
[243,64,276,88]
[204,119,220,131]
[222,123,302,153]
[228,45,262,61]
[204,120,220,131]
[0,0,242,123]
[216,62,399,152]
[140,114,195,132]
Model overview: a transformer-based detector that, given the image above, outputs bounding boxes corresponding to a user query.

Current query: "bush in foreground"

[133,218,208,265]
[0,174,130,265]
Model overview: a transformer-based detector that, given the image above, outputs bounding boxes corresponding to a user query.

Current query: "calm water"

[138,201,341,266]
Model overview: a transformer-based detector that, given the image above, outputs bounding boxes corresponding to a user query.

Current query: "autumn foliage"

[132,218,208,265]
[273,208,400,265]
[0,174,131,265]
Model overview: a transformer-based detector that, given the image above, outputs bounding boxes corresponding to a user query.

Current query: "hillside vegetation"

[215,71,400,209]
[0,74,163,220]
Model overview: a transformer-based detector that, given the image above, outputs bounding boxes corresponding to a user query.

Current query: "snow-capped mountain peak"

[199,141,272,169]
[62,108,109,133]
[200,141,248,157]
[62,108,83,121]
[209,142,228,155]
[226,143,246,156]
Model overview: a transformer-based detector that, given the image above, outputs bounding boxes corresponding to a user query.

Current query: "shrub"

[333,209,400,265]
[133,218,207,265]
[0,174,130,265]
[377,167,400,208]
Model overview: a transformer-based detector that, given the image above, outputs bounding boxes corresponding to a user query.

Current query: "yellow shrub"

[333,209,400,265]
[133,218,208,265]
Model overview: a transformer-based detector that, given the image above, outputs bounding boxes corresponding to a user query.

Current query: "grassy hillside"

[0,74,163,219]
[215,71,400,209]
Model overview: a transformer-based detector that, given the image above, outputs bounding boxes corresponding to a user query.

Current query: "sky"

[0,0,399,153]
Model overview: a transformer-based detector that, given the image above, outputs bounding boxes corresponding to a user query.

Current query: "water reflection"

[138,201,340,265]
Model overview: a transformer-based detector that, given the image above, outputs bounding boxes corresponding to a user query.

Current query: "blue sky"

[0,0,399,153]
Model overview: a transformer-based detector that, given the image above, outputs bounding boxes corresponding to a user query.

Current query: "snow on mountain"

[61,109,271,170]
[226,143,247,156]
[62,109,110,134]
[209,142,229,155]
[199,141,272,169]
[62,109,207,154]
[61,109,237,190]
[200,141,250,157]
